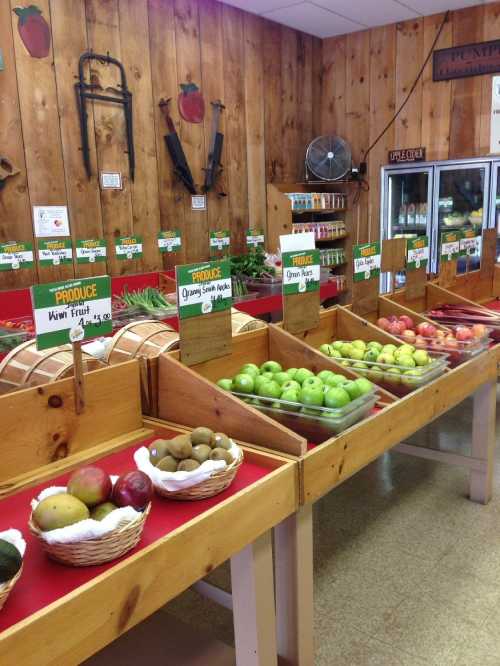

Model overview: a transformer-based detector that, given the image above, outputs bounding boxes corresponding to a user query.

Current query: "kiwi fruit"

[177,459,200,472]
[210,448,233,465]
[148,439,170,465]
[211,432,232,450]
[167,434,192,460]
[191,444,212,464]
[156,455,178,472]
[190,426,214,447]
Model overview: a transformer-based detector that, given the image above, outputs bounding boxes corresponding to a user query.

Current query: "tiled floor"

[165,388,500,665]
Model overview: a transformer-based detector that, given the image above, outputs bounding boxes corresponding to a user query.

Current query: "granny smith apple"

[286,368,298,379]
[254,375,270,392]
[260,360,282,374]
[343,380,362,400]
[413,350,430,366]
[382,344,397,354]
[302,376,324,391]
[217,378,233,391]
[274,371,291,386]
[324,386,351,408]
[340,343,354,358]
[367,341,383,351]
[350,348,365,361]
[258,380,281,399]
[326,373,349,387]
[352,340,366,351]
[300,407,318,416]
[398,355,416,368]
[317,369,335,384]
[330,349,343,359]
[280,388,300,410]
[331,341,344,351]
[260,371,276,382]
[281,379,301,393]
[233,373,255,394]
[354,377,373,395]
[319,343,333,356]
[240,363,260,378]
[295,368,315,385]
[364,349,379,363]
[299,385,324,407]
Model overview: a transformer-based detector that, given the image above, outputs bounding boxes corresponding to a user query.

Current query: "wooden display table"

[0,362,299,666]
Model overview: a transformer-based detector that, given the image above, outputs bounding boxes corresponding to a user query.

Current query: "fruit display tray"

[0,319,35,355]
[232,389,377,443]
[393,333,490,368]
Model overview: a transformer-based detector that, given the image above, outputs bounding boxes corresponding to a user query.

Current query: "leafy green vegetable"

[230,247,275,279]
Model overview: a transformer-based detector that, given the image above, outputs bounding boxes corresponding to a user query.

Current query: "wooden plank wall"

[319,2,500,245]
[0,0,319,287]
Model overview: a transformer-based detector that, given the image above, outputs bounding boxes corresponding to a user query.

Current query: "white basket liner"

[0,529,26,558]
[134,441,240,492]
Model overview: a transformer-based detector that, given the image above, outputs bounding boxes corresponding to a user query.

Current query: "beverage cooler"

[380,157,498,291]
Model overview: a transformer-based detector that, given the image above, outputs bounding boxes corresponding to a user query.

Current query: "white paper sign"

[191,195,206,210]
[33,206,70,238]
[279,232,315,253]
[491,76,500,155]
[100,172,122,189]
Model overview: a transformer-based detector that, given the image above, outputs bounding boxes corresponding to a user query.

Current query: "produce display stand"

[0,361,299,666]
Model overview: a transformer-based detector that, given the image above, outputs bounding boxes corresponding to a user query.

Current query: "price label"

[76,239,107,264]
[0,241,34,271]
[459,230,480,256]
[31,276,112,350]
[246,229,265,247]
[38,239,73,267]
[353,242,381,282]
[176,260,232,320]
[440,231,461,262]
[115,236,143,260]
[158,230,182,253]
[282,249,320,295]
[406,236,429,271]
[209,230,230,254]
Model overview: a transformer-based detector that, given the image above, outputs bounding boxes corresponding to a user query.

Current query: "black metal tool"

[75,51,135,181]
[0,156,20,192]
[203,100,225,194]
[159,97,196,195]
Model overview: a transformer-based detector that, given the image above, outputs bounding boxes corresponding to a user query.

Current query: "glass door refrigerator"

[490,159,500,261]
[380,165,433,291]
[431,160,490,274]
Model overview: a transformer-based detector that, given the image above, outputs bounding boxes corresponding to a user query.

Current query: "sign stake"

[72,341,85,414]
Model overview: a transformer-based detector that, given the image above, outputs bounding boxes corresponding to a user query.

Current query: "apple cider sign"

[176,260,232,319]
[282,250,320,295]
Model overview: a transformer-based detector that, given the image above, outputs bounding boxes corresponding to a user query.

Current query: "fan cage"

[305,135,352,182]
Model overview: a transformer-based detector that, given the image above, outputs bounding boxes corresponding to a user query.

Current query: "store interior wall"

[319,3,500,247]
[0,0,321,287]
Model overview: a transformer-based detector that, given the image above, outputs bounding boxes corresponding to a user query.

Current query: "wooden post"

[470,380,497,504]
[72,341,85,414]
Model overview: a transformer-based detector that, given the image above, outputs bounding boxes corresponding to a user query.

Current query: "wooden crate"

[0,362,298,666]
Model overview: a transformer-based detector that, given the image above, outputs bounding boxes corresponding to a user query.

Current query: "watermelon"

[178,82,205,124]
[0,539,22,583]
[13,5,51,59]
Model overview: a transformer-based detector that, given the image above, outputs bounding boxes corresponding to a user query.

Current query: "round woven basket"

[154,448,244,501]
[231,309,266,335]
[28,504,151,567]
[105,320,179,365]
[0,566,22,611]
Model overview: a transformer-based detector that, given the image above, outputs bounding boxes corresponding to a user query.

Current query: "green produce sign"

[209,230,230,255]
[76,239,107,264]
[459,229,480,256]
[406,236,429,271]
[158,229,182,253]
[0,241,34,271]
[115,235,142,260]
[31,276,112,350]
[440,231,461,262]
[353,242,381,282]
[176,260,232,320]
[282,249,320,295]
[246,229,265,247]
[38,239,73,267]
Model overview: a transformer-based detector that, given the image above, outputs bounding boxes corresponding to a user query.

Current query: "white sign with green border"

[353,242,381,282]
[440,231,461,262]
[246,229,265,247]
[209,230,230,253]
[31,276,112,351]
[158,230,182,253]
[459,229,480,256]
[115,236,143,260]
[0,241,34,271]
[406,236,429,271]
[176,260,232,320]
[282,249,320,295]
[38,239,73,267]
[76,239,107,264]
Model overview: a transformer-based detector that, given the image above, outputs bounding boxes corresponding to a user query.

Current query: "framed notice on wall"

[33,206,70,238]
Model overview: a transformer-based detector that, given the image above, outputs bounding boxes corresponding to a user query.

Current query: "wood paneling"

[1,0,314,286]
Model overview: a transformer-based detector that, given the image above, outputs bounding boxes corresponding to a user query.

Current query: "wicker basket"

[231,309,266,335]
[0,566,22,611]
[28,504,151,567]
[154,448,244,501]
[105,320,179,365]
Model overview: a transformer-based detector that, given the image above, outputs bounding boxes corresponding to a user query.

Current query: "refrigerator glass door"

[490,161,500,261]
[432,163,490,274]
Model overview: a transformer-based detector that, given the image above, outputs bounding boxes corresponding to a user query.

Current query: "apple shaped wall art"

[13,5,51,59]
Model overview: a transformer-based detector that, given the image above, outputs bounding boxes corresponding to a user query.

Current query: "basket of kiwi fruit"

[141,427,244,500]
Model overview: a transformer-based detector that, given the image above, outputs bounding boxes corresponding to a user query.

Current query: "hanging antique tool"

[75,51,135,181]
[203,100,225,195]
[159,97,196,195]
[0,156,20,192]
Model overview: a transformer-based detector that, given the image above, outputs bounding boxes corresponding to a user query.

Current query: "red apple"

[471,324,487,339]
[377,317,390,331]
[414,335,427,349]
[416,322,428,336]
[388,315,398,323]
[112,471,153,511]
[436,330,445,339]
[401,329,416,344]
[398,315,414,331]
[388,321,403,336]
[68,466,112,507]
[455,326,473,342]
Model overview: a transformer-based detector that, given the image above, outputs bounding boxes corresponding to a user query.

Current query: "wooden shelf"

[291,208,346,215]
[315,233,348,242]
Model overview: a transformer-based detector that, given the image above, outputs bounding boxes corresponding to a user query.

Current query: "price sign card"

[31,276,112,350]
[38,239,73,267]
[440,231,461,262]
[76,239,107,264]
[115,235,143,260]
[459,229,480,256]
[282,249,320,294]
[0,241,34,271]
[209,230,230,255]
[406,236,429,271]
[176,260,232,320]
[246,229,265,248]
[353,242,381,282]
[158,230,182,253]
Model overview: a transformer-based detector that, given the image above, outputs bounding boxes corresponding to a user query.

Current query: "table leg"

[230,530,278,666]
[470,380,497,504]
[274,504,314,666]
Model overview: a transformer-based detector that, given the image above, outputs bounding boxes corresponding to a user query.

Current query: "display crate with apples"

[0,361,299,666]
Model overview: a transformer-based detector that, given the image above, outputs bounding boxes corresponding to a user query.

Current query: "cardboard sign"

[282,249,320,295]
[353,242,381,282]
[76,239,107,264]
[176,260,232,320]
[459,229,480,256]
[0,241,34,271]
[440,231,461,262]
[209,230,230,255]
[33,205,70,238]
[31,276,112,351]
[388,147,426,164]
[246,229,265,247]
[38,239,73,267]
[158,230,182,253]
[115,236,143,260]
[406,236,429,271]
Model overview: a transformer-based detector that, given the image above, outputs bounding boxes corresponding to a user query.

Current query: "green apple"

[340,343,354,358]
[319,343,333,356]
[382,344,397,354]
[330,348,343,359]
[354,377,373,395]
[280,388,300,410]
[331,341,344,351]
[286,368,298,379]
[274,371,291,386]
[299,385,324,407]
[295,368,315,385]
[326,373,349,387]
[343,380,362,400]
[367,366,384,383]
[398,355,416,368]
[302,376,323,390]
[250,398,262,406]
[317,369,335,384]
[352,339,366,351]
[324,386,351,408]
[364,348,380,363]
[260,360,282,374]
[260,371,276,382]
[340,360,351,367]
[367,341,383,352]
[350,348,365,361]
[377,352,395,365]
[398,344,415,356]
[233,373,255,394]
[217,378,233,391]
[258,380,281,399]
[300,407,318,416]
[240,363,260,378]
[281,379,301,393]
[401,368,423,388]
[271,401,281,409]
[413,350,430,366]
[254,375,271,392]
[352,362,368,372]
[384,367,401,385]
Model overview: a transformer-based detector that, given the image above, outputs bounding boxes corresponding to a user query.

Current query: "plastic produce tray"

[394,333,490,368]
[0,318,35,355]
[232,389,377,443]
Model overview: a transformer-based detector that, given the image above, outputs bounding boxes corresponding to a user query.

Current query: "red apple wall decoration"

[178,82,205,123]
[13,5,51,59]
